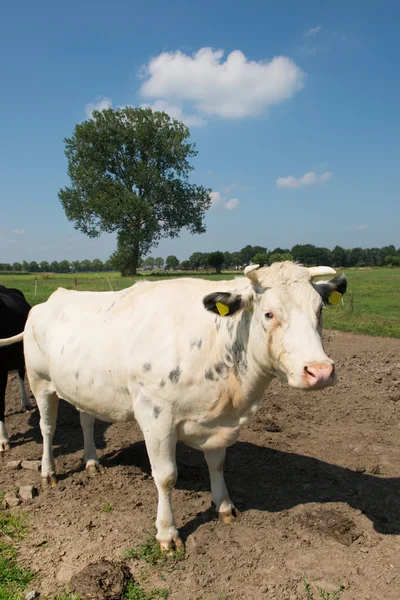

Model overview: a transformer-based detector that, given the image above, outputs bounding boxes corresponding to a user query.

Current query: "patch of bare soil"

[1,331,400,600]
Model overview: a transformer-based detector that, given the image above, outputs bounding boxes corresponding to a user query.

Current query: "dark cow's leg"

[17,365,31,412]
[0,369,10,451]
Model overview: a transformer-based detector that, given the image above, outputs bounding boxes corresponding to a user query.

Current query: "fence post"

[349,291,354,312]
[107,279,114,291]
[116,281,119,291]
[34,278,37,296]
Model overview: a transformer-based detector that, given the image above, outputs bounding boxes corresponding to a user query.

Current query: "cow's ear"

[313,274,347,306]
[202,291,252,316]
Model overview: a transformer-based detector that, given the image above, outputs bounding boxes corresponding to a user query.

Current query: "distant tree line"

[145,244,400,273]
[1,244,399,274]
[0,259,114,273]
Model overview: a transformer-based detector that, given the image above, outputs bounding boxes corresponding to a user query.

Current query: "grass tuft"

[0,509,34,600]
[304,580,345,600]
[125,581,168,600]
[124,533,184,567]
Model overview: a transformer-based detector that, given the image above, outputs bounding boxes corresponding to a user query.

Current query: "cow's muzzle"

[304,362,335,389]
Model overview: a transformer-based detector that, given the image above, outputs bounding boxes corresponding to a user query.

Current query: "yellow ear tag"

[216,302,229,316]
[328,290,342,305]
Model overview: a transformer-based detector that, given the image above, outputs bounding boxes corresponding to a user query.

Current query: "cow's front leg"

[142,425,183,553]
[79,411,104,476]
[205,448,239,524]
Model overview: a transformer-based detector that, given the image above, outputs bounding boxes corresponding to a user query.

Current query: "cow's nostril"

[304,366,316,378]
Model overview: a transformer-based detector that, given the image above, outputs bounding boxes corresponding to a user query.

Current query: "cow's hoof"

[0,441,11,452]
[86,462,105,477]
[158,536,184,555]
[41,474,58,489]
[218,506,241,524]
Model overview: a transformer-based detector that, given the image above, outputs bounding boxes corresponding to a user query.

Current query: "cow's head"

[202,261,347,390]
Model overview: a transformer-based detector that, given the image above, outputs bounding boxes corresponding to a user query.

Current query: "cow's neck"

[209,315,273,418]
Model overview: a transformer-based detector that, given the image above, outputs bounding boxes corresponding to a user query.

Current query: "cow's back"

[23,279,239,421]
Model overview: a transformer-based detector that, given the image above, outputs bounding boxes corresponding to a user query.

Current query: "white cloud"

[140,47,306,120]
[12,228,25,234]
[141,100,206,127]
[84,96,112,119]
[276,171,332,189]
[210,190,239,210]
[304,25,322,36]
[224,198,239,210]
[209,191,223,207]
[319,171,332,182]
[353,224,368,231]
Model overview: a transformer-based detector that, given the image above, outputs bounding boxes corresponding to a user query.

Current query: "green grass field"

[1,267,399,338]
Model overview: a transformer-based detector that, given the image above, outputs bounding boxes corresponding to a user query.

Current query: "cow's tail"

[0,331,24,347]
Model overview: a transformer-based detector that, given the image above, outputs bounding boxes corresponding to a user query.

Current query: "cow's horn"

[308,266,336,278]
[244,264,260,283]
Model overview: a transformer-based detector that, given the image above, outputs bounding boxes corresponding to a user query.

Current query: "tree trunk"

[131,240,140,275]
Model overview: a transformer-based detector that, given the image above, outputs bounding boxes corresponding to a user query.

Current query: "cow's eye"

[265,312,274,320]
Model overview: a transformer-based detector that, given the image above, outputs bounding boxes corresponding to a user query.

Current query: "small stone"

[6,460,22,470]
[25,591,39,600]
[21,460,41,472]
[19,485,37,501]
[2,492,22,508]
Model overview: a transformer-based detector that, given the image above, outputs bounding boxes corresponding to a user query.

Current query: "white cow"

[0,261,346,552]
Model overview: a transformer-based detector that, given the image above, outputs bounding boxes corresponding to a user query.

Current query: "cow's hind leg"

[0,370,10,451]
[79,411,104,476]
[36,389,59,488]
[17,366,31,412]
[205,448,239,524]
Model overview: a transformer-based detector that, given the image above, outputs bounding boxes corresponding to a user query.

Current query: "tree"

[165,255,179,270]
[104,259,114,271]
[50,261,60,273]
[269,252,293,263]
[271,247,290,255]
[144,257,155,269]
[155,257,164,269]
[253,252,269,266]
[239,245,257,266]
[28,261,39,272]
[189,252,207,270]
[58,107,211,275]
[180,260,191,270]
[22,260,29,272]
[92,258,104,272]
[223,251,233,269]
[331,246,347,268]
[207,251,225,274]
[12,262,22,271]
[40,261,50,272]
[71,260,81,272]
[59,260,70,273]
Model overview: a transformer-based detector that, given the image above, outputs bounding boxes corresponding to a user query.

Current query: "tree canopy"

[58,107,211,274]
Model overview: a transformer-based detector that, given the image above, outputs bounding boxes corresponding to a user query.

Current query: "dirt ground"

[1,330,400,600]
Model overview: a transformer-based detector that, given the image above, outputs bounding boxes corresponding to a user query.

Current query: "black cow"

[0,285,31,451]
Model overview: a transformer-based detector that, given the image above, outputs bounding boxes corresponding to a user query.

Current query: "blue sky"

[1,0,399,262]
